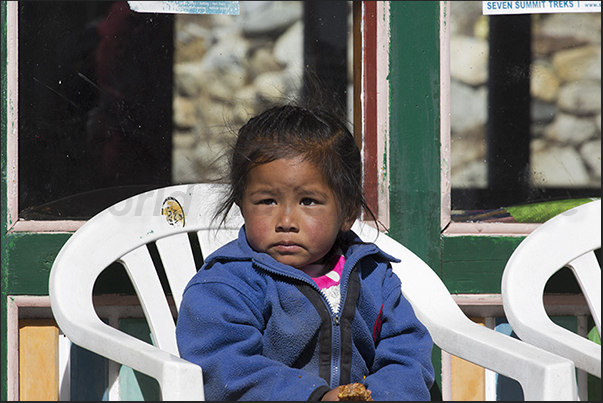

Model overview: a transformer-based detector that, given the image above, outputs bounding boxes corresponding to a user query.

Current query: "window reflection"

[19,1,174,219]
[18,1,351,220]
[450,1,601,222]
[172,1,306,183]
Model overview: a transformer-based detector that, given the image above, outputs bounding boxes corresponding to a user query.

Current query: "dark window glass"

[19,1,174,219]
[17,1,350,220]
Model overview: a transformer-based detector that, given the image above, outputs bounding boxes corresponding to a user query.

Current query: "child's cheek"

[244,219,271,251]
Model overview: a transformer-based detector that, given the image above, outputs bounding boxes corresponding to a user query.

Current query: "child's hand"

[320,388,341,401]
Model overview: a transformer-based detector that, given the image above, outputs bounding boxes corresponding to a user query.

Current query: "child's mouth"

[273,242,302,253]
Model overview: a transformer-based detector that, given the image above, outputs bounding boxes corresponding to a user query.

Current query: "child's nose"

[276,206,299,232]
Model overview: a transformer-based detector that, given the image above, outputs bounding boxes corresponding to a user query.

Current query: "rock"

[557,81,601,116]
[543,113,597,145]
[450,35,489,86]
[531,146,590,186]
[553,45,601,83]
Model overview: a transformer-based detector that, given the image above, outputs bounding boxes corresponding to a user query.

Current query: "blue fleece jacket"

[176,227,434,401]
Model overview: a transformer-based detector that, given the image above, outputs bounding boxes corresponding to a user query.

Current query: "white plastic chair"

[501,199,601,386]
[50,184,578,401]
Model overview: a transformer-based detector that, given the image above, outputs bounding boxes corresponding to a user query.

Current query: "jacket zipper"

[329,254,363,388]
[253,253,365,387]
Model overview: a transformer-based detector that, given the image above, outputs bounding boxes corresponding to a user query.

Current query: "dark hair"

[215,104,376,229]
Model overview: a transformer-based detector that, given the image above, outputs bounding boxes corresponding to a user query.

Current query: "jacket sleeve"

[363,267,435,401]
[176,275,330,401]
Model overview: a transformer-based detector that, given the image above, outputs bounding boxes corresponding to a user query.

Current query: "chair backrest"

[50,184,578,401]
[501,199,601,378]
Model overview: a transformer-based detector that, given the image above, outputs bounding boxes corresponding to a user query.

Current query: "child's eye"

[300,198,317,206]
[259,198,276,205]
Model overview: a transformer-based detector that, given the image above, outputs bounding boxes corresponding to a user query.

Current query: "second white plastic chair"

[501,199,601,394]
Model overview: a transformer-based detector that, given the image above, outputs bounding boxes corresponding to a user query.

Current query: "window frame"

[5,1,360,234]
[5,1,83,233]
[440,1,540,237]
[440,1,600,236]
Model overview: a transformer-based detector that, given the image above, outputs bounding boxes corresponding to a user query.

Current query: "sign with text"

[128,1,239,15]
[483,1,601,15]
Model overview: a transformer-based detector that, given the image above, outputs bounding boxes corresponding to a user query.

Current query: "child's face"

[239,155,352,269]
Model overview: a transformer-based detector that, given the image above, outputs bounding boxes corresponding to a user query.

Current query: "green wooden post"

[388,1,442,272]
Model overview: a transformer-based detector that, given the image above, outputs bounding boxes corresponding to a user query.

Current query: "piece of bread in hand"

[338,383,374,401]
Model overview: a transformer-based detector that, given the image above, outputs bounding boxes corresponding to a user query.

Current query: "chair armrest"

[50,256,204,401]
[51,305,204,401]
[426,309,577,400]
[352,222,578,400]
[391,256,577,401]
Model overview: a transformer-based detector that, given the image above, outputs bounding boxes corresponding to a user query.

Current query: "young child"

[176,104,435,401]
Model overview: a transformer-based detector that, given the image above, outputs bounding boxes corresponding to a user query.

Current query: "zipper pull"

[333,314,340,325]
